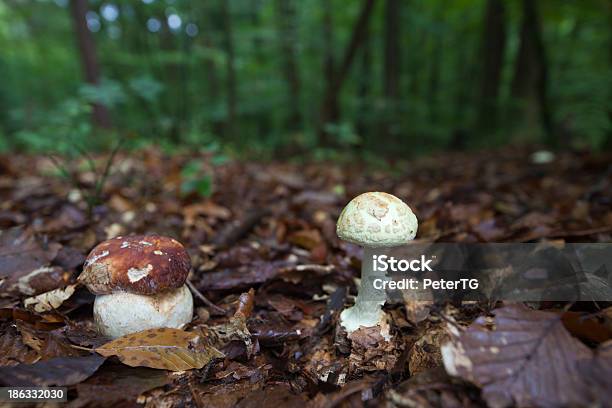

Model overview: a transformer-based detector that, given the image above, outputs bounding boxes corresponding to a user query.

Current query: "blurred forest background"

[0,0,610,158]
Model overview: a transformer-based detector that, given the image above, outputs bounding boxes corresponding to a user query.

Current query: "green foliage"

[180,159,213,198]
[0,0,609,155]
[11,98,93,154]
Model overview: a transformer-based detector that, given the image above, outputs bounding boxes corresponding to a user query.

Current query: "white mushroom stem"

[340,246,388,333]
[94,284,193,339]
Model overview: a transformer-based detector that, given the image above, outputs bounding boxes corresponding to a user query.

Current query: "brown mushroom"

[79,234,193,338]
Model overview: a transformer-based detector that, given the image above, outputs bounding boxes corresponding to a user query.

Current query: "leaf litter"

[0,147,610,406]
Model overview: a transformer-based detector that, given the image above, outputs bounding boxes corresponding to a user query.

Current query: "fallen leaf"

[191,382,260,408]
[387,368,485,408]
[23,284,77,313]
[70,364,170,408]
[199,260,290,291]
[209,317,256,360]
[561,310,612,344]
[409,326,448,376]
[0,354,106,386]
[441,304,603,407]
[348,325,399,373]
[184,201,231,227]
[0,323,40,366]
[235,384,307,408]
[17,323,84,360]
[288,229,323,250]
[0,227,62,295]
[95,328,224,371]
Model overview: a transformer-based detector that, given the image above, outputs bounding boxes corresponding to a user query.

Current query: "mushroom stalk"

[340,246,387,332]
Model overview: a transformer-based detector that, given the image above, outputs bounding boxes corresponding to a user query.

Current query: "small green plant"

[180,160,214,198]
[49,138,124,217]
[179,143,229,198]
[181,160,213,197]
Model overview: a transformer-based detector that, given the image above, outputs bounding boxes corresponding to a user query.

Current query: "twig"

[69,344,94,352]
[212,208,269,248]
[186,279,227,315]
[94,138,124,202]
[315,286,347,335]
[280,264,335,274]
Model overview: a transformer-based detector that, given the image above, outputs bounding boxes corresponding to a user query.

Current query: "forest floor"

[0,147,611,407]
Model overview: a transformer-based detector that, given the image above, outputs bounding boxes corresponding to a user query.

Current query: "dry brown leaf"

[0,227,62,296]
[23,284,77,313]
[442,304,605,407]
[288,229,323,250]
[95,328,224,371]
[348,325,399,374]
[408,326,448,376]
[0,354,106,386]
[561,310,612,344]
[0,323,40,366]
[183,201,231,227]
[71,365,170,408]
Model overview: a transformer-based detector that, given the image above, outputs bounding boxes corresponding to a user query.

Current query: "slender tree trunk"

[356,30,372,139]
[511,0,553,144]
[606,6,612,149]
[69,0,112,128]
[476,0,506,133]
[249,0,272,138]
[201,5,225,137]
[450,20,473,150]
[275,0,301,129]
[320,0,336,139]
[220,0,237,139]
[157,18,183,142]
[382,0,400,138]
[318,0,376,145]
[322,0,335,102]
[427,35,441,122]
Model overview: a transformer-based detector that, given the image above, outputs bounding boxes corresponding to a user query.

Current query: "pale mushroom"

[337,192,418,334]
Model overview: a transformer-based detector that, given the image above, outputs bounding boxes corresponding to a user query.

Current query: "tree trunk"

[476,0,506,133]
[318,0,377,145]
[220,0,237,139]
[275,0,301,129]
[382,0,401,139]
[511,0,553,144]
[356,28,372,139]
[249,0,272,138]
[69,0,112,129]
[606,7,612,149]
[427,35,441,122]
[321,0,336,135]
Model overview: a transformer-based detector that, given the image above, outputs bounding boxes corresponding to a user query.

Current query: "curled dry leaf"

[23,284,77,313]
[210,315,256,359]
[95,327,224,371]
[441,304,606,407]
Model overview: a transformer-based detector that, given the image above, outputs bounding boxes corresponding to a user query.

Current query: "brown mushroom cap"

[79,235,191,295]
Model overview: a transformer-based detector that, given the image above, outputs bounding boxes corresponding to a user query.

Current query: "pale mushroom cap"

[336,192,418,247]
[93,284,193,338]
